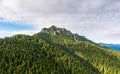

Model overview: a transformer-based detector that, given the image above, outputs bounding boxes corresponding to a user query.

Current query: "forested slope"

[0,26,120,74]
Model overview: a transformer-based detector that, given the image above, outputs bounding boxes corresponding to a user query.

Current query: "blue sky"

[0,22,34,31]
[0,0,120,44]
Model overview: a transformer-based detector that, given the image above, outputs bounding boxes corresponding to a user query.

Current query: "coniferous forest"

[0,26,120,74]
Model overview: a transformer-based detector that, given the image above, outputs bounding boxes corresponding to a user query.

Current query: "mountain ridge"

[99,43,120,51]
[40,25,92,42]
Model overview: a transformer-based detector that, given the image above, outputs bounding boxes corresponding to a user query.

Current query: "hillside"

[0,26,120,74]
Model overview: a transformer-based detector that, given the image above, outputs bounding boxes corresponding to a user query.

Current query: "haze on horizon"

[0,0,120,44]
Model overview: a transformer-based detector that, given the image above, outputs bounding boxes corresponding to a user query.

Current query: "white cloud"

[0,0,120,43]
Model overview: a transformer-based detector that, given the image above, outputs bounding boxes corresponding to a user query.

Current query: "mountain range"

[0,25,120,74]
[99,43,120,51]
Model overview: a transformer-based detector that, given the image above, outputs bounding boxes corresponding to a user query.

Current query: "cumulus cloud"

[0,0,120,43]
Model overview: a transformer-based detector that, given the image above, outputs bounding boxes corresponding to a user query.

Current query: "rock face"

[49,25,73,36]
[41,25,89,42]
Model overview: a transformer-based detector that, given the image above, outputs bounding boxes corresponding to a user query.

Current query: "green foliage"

[0,35,100,74]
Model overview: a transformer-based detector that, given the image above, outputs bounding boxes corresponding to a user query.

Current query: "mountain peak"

[50,25,58,30]
[42,25,73,36]
[40,25,89,42]
[52,26,72,36]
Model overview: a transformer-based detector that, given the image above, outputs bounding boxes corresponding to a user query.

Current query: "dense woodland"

[0,26,120,74]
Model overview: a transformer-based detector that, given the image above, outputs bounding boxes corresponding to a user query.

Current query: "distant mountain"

[99,43,120,51]
[0,25,120,74]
